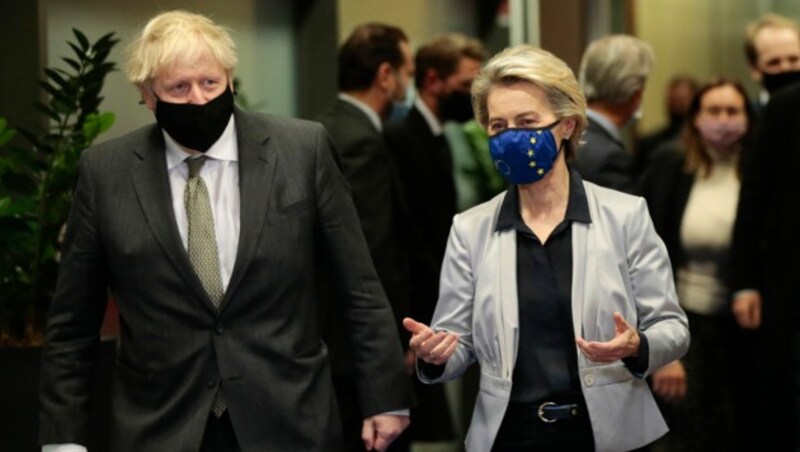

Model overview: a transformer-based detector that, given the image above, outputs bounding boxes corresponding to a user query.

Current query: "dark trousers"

[200,411,240,452]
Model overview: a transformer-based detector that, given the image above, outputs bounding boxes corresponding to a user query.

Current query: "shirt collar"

[414,97,443,136]
[338,93,382,132]
[495,168,591,232]
[587,108,622,143]
[165,115,238,170]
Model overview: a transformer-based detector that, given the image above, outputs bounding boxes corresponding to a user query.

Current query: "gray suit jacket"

[420,181,689,452]
[39,109,411,451]
[573,117,638,194]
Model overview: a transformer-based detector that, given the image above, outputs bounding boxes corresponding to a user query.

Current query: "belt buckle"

[537,401,557,423]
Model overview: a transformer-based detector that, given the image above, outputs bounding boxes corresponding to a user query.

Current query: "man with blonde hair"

[38,10,411,452]
[573,34,655,194]
[744,13,800,103]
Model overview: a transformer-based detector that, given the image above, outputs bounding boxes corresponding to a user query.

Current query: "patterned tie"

[184,156,227,416]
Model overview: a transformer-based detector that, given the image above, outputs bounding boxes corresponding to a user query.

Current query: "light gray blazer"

[419,181,689,452]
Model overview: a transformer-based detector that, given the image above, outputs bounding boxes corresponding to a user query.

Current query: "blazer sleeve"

[418,214,477,384]
[626,197,690,377]
[311,125,413,415]
[39,152,109,445]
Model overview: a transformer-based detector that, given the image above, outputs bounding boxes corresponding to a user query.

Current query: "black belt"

[536,401,581,423]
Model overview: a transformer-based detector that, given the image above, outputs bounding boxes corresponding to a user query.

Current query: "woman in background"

[640,78,754,452]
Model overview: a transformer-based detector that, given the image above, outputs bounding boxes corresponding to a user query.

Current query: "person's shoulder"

[583,180,643,210]
[767,83,800,111]
[452,191,507,234]
[82,123,160,161]
[236,109,327,137]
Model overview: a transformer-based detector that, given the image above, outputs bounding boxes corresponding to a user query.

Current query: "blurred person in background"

[573,34,655,194]
[635,75,698,174]
[315,22,415,452]
[640,78,754,452]
[744,13,800,108]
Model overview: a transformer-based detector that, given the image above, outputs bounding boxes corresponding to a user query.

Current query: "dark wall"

[0,0,46,137]
[294,0,338,120]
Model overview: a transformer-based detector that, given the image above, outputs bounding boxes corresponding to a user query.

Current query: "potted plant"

[0,28,118,451]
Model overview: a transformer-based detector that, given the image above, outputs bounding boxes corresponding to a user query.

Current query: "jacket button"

[584,373,595,387]
[215,323,224,334]
[207,378,218,388]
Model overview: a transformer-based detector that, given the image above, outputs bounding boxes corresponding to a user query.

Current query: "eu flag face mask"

[488,120,564,185]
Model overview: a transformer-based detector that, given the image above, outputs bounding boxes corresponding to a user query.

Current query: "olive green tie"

[185,156,224,307]
[185,156,227,416]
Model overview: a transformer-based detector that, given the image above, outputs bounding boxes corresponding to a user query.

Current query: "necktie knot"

[186,156,207,178]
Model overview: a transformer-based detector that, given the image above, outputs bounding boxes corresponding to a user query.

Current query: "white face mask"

[695,117,747,150]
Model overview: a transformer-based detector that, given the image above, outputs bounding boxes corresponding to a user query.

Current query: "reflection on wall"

[635,0,800,134]
[338,0,478,49]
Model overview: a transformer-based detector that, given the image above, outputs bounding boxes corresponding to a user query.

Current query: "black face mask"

[439,90,474,123]
[762,69,800,94]
[154,88,234,151]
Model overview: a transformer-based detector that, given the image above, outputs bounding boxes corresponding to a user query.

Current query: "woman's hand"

[576,312,640,362]
[402,318,459,366]
[651,360,687,404]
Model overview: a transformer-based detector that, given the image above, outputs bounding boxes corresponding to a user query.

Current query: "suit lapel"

[223,109,275,308]
[130,127,211,306]
[571,219,591,367]
[497,219,519,379]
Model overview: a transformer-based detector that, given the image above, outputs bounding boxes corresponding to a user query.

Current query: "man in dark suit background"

[743,13,800,109]
[38,10,411,452]
[573,34,655,194]
[731,81,800,452]
[384,33,484,446]
[315,23,415,451]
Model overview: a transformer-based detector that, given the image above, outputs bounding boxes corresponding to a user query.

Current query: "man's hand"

[651,360,687,404]
[732,290,762,329]
[362,414,409,451]
[576,312,640,362]
[402,317,458,365]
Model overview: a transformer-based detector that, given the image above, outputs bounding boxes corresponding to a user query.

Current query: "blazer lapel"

[222,109,275,309]
[497,226,519,379]
[130,127,211,307]
[571,220,591,367]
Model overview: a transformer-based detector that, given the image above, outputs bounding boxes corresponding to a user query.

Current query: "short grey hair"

[471,44,587,159]
[579,34,655,104]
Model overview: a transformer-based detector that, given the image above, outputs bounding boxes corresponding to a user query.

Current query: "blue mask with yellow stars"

[488,119,565,185]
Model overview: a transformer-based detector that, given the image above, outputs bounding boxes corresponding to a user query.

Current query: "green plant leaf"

[0,129,16,148]
[61,57,81,72]
[43,68,70,91]
[1,27,118,343]
[73,28,90,52]
[68,42,86,61]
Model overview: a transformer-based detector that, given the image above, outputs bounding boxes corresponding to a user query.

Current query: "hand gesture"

[576,312,640,362]
[402,317,459,366]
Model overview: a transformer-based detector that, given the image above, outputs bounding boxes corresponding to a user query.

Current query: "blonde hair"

[126,10,237,86]
[744,13,800,67]
[471,44,587,159]
[579,34,655,104]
